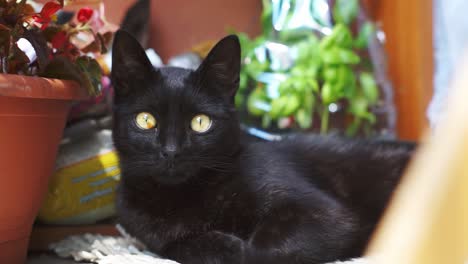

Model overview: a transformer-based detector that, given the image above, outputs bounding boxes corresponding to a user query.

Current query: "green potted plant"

[234,0,395,139]
[0,0,114,262]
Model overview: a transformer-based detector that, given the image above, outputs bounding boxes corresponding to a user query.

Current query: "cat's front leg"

[161,231,246,264]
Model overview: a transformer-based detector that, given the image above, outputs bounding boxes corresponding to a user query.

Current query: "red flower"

[51,31,67,49]
[77,7,94,23]
[33,1,62,30]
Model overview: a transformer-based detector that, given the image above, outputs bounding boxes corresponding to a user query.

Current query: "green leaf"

[304,92,315,110]
[360,72,379,104]
[262,114,272,128]
[321,47,360,65]
[354,22,375,49]
[306,78,319,93]
[295,36,320,63]
[346,118,362,137]
[333,24,354,48]
[364,112,377,124]
[244,59,268,79]
[42,56,102,96]
[301,92,315,127]
[279,75,317,95]
[333,0,359,25]
[319,24,354,50]
[235,93,244,108]
[261,0,273,35]
[239,73,248,91]
[247,88,269,116]
[290,66,318,80]
[41,56,83,83]
[336,65,356,97]
[295,108,312,129]
[321,82,336,105]
[75,56,102,96]
[270,95,301,119]
[323,66,339,84]
[343,67,357,98]
[235,32,253,58]
[348,96,369,117]
[278,78,294,94]
[320,34,335,51]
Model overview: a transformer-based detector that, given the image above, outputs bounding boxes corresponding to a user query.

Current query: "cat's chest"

[118,184,251,250]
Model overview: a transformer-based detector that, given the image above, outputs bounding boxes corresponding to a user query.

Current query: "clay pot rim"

[0,73,90,101]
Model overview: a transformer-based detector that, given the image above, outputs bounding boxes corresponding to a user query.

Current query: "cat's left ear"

[196,35,241,100]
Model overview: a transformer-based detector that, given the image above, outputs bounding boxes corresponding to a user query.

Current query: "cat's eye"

[135,112,157,130]
[191,114,212,133]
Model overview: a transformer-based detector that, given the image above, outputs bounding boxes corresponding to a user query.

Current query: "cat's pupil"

[135,112,156,130]
[191,114,212,133]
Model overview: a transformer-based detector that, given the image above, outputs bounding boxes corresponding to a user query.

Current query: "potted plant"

[0,0,114,262]
[234,0,396,139]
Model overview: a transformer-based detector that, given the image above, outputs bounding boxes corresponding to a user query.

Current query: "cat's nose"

[161,146,179,160]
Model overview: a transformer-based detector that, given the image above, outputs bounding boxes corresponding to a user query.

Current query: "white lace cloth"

[49,226,368,264]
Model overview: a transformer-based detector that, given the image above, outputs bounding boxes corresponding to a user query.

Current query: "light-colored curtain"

[428,0,468,127]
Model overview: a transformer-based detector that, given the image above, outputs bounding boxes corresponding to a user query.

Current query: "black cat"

[111,30,415,264]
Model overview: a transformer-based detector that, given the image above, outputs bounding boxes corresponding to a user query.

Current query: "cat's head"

[111,30,241,185]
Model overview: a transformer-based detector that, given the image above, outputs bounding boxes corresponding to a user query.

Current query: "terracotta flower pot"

[0,74,88,263]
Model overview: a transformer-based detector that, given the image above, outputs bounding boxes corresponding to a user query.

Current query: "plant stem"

[320,106,329,134]
[346,118,361,137]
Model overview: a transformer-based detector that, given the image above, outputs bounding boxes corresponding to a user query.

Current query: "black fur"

[111,30,415,264]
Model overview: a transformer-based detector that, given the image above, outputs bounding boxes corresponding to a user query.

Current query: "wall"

[148,0,262,62]
[365,0,433,140]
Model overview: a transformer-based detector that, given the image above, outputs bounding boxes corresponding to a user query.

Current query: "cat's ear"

[111,30,155,97]
[196,35,241,100]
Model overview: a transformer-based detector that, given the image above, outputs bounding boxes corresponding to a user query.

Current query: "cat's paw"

[162,231,246,264]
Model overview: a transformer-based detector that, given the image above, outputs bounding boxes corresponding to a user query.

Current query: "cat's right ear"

[111,30,155,97]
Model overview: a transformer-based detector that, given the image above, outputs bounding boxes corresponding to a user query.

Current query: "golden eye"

[135,112,157,130]
[191,114,212,133]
